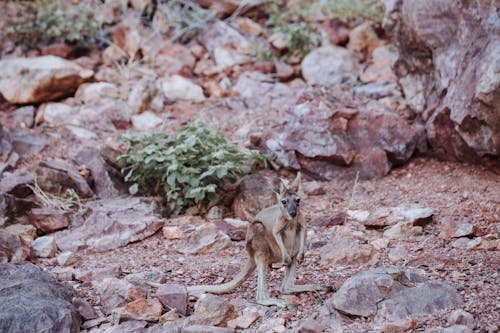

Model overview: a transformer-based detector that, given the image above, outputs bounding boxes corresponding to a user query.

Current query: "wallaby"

[187,172,333,307]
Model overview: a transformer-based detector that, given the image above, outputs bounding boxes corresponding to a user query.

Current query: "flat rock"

[0,55,93,104]
[36,103,76,127]
[94,277,147,315]
[333,268,462,322]
[0,263,80,333]
[131,111,163,130]
[162,226,186,240]
[227,309,260,329]
[301,45,362,86]
[75,82,119,104]
[320,236,378,266]
[36,159,94,198]
[182,325,235,333]
[448,309,475,329]
[54,197,165,253]
[364,206,434,228]
[178,222,232,255]
[190,293,236,326]
[28,208,70,234]
[118,298,163,322]
[0,169,35,198]
[56,251,81,266]
[0,229,31,263]
[156,284,188,316]
[440,218,475,239]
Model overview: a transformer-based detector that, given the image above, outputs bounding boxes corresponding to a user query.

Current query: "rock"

[198,20,250,56]
[213,45,251,68]
[94,277,147,315]
[443,325,473,333]
[28,208,70,234]
[310,212,345,228]
[377,318,418,332]
[162,226,186,240]
[212,218,248,241]
[75,82,119,104]
[178,223,232,255]
[32,235,58,258]
[156,284,188,316]
[347,22,384,54]
[54,197,165,253]
[232,17,264,36]
[384,0,500,167]
[41,43,73,58]
[73,297,98,320]
[364,206,434,228]
[73,145,121,199]
[333,268,462,322]
[320,236,378,266]
[231,173,276,221]
[126,77,157,114]
[301,45,362,86]
[388,244,408,264]
[143,41,196,77]
[269,31,288,51]
[315,18,350,46]
[347,210,370,222]
[294,318,327,333]
[119,298,163,322]
[227,309,260,329]
[11,105,35,129]
[75,264,121,282]
[190,293,236,326]
[36,159,94,198]
[131,111,163,130]
[360,45,399,83]
[0,55,93,104]
[0,229,31,263]
[159,75,206,102]
[36,103,76,127]
[111,20,142,58]
[448,309,474,329]
[275,60,295,81]
[354,82,400,99]
[0,169,34,198]
[316,297,344,332]
[0,263,80,333]
[4,223,37,243]
[11,134,46,158]
[193,0,265,17]
[264,89,425,179]
[258,317,286,333]
[182,325,235,333]
[440,218,475,239]
[383,222,422,239]
[56,251,81,266]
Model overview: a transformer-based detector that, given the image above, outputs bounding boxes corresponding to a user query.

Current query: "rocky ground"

[0,1,498,333]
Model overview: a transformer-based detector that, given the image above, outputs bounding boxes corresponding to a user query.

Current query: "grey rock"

[448,309,475,329]
[36,159,94,198]
[231,172,277,221]
[32,235,58,258]
[0,229,31,263]
[156,284,188,316]
[178,222,232,255]
[54,197,165,253]
[332,268,462,322]
[0,169,34,198]
[0,263,81,333]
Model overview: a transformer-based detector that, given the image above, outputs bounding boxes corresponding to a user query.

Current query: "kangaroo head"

[276,172,302,219]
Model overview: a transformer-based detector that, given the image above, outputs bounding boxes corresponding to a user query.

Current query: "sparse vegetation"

[154,0,215,43]
[118,122,268,214]
[29,182,82,211]
[266,0,321,60]
[6,0,103,50]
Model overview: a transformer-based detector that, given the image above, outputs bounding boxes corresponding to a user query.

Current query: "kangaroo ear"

[279,179,288,194]
[290,172,301,192]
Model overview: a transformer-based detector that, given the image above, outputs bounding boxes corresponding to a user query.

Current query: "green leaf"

[129,183,139,195]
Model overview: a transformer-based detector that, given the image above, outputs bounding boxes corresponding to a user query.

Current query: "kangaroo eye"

[281,199,287,205]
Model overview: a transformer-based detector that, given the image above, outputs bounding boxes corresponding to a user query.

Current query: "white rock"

[32,236,58,258]
[0,55,93,104]
[131,111,163,130]
[159,75,206,102]
[36,103,76,127]
[75,82,119,103]
[347,210,370,222]
[56,251,81,266]
[301,45,362,86]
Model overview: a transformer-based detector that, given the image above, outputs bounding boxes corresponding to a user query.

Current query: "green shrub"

[322,0,385,24]
[118,122,268,214]
[266,0,321,60]
[6,0,103,50]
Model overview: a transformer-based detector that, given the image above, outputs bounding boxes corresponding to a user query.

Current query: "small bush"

[118,122,268,214]
[6,0,103,50]
[266,0,321,60]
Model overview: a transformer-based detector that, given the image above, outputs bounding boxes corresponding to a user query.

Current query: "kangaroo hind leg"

[281,260,334,294]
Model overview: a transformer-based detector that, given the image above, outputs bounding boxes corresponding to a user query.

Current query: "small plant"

[118,122,268,214]
[154,0,215,43]
[6,0,103,50]
[249,45,277,62]
[266,0,321,60]
[29,182,82,211]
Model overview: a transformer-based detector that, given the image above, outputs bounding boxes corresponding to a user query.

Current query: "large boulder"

[54,197,165,253]
[383,0,500,168]
[333,268,462,323]
[0,56,93,104]
[263,89,426,179]
[0,263,81,333]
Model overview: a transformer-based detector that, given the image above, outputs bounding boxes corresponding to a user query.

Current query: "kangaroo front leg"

[272,224,291,265]
[296,225,306,264]
[255,258,289,307]
[281,260,334,294]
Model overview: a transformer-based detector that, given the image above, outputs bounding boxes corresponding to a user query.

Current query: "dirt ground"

[36,156,499,332]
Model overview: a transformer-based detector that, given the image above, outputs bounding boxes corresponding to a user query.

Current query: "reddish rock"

[75,264,122,282]
[440,218,475,239]
[73,297,98,320]
[0,229,31,263]
[178,223,232,255]
[29,208,70,234]
[384,0,500,168]
[347,22,385,54]
[320,236,378,266]
[190,293,237,326]
[231,172,277,221]
[94,277,147,315]
[156,284,188,316]
[119,298,163,322]
[41,43,73,58]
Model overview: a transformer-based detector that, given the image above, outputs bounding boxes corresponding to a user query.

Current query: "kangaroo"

[186,172,333,307]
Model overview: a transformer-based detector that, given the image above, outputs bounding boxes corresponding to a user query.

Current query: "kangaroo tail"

[186,258,256,294]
